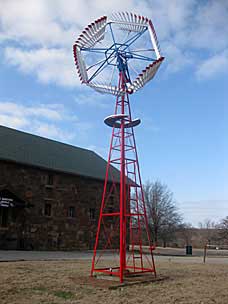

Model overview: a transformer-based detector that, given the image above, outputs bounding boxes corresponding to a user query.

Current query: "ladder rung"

[102,212,120,217]
[127,213,144,216]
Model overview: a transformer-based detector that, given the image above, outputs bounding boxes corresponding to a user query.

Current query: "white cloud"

[0,102,63,121]
[196,50,228,80]
[0,114,29,129]
[153,1,228,52]
[149,0,196,40]
[4,47,78,87]
[0,0,148,47]
[0,0,76,47]
[163,42,194,73]
[53,0,151,26]
[34,122,74,141]
[0,101,79,141]
[153,1,228,75]
[74,93,110,108]
[1,0,228,85]
[190,1,228,51]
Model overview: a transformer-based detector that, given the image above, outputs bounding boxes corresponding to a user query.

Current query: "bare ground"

[0,259,228,304]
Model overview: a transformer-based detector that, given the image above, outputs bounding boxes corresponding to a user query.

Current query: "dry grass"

[0,259,228,304]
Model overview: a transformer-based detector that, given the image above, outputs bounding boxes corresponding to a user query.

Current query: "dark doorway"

[0,189,26,250]
[0,207,9,227]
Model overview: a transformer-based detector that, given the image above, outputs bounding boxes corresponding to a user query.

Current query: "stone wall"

[0,160,115,250]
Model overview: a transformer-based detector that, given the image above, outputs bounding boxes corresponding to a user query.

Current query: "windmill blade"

[127,57,164,93]
[75,16,107,49]
[87,82,125,96]
[73,45,88,83]
[110,12,148,32]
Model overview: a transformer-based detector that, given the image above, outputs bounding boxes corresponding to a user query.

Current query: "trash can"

[186,245,192,255]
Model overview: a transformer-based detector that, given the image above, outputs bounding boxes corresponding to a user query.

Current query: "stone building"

[0,125,120,250]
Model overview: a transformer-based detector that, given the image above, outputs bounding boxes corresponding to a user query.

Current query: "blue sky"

[0,0,227,226]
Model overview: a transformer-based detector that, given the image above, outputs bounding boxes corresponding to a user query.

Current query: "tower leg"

[119,73,126,283]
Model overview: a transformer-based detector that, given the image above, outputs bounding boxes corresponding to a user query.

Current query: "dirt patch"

[70,273,168,289]
[0,259,228,303]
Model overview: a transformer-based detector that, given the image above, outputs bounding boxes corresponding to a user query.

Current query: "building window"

[0,207,9,227]
[44,203,51,216]
[68,206,75,218]
[89,208,95,220]
[47,174,54,186]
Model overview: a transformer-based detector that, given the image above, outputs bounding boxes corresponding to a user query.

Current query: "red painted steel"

[90,71,156,283]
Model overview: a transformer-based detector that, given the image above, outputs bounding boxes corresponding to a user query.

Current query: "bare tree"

[177,222,194,246]
[198,219,217,245]
[198,219,216,230]
[143,180,182,246]
[217,216,228,241]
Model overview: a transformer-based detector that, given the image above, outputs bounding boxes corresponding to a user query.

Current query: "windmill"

[73,12,164,283]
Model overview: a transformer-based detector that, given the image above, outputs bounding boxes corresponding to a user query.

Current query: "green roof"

[0,125,120,182]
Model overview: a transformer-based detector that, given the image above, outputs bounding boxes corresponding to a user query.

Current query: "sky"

[0,0,227,226]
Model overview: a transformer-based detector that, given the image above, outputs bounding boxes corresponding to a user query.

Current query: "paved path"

[154,255,228,264]
[154,246,228,257]
[0,250,228,264]
[0,250,93,261]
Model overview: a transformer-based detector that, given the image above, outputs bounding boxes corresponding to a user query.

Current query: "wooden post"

[203,244,207,263]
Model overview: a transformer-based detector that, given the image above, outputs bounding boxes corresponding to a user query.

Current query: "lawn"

[0,258,228,303]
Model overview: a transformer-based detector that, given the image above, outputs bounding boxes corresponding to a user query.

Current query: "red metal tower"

[90,71,157,283]
[73,12,164,283]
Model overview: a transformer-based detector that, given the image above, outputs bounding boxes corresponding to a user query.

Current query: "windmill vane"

[73,11,164,283]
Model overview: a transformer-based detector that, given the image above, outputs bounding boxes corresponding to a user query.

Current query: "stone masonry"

[0,160,114,250]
